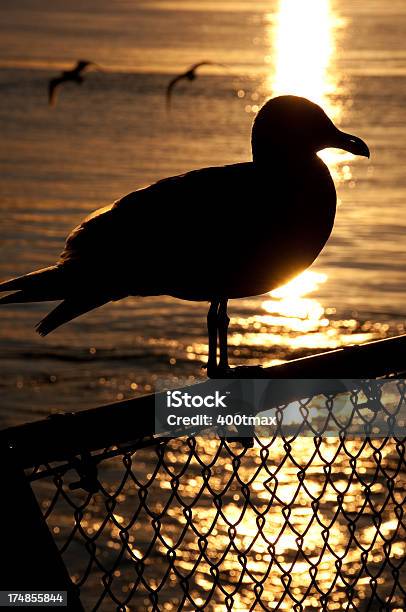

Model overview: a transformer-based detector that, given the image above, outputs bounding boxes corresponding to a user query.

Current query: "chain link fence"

[24,378,406,611]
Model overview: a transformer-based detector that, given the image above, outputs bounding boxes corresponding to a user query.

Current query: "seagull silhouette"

[0,96,369,377]
[166,61,225,109]
[48,60,102,107]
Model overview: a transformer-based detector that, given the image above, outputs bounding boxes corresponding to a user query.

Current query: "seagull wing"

[75,60,93,73]
[57,164,253,295]
[189,61,227,72]
[166,73,187,109]
[48,76,64,106]
[189,61,213,71]
[103,163,258,297]
[75,60,105,73]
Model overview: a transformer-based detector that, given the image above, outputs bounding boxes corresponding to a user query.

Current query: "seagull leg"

[218,298,254,445]
[218,298,230,371]
[206,300,219,375]
[216,299,252,444]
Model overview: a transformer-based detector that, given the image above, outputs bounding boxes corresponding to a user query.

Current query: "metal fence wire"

[26,379,406,611]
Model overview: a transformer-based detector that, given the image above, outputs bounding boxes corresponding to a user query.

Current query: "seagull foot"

[232,365,264,378]
[205,365,235,379]
[204,364,264,379]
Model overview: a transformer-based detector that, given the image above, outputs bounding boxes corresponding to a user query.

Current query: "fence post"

[0,445,84,611]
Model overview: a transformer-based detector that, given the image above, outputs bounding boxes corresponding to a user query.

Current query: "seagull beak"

[330,129,370,158]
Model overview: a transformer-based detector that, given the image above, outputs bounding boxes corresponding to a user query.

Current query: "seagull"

[48,60,102,107]
[166,61,225,109]
[0,96,369,377]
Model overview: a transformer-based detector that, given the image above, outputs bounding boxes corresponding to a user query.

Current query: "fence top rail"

[1,333,406,469]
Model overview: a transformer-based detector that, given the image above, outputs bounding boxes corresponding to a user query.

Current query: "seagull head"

[251,95,370,164]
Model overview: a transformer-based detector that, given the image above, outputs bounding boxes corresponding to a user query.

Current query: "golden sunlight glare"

[268,0,356,172]
[261,271,328,331]
[269,270,327,299]
[255,1,356,322]
[271,0,336,115]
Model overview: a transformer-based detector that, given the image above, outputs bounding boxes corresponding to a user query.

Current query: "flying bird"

[0,96,369,377]
[166,61,225,109]
[48,60,102,107]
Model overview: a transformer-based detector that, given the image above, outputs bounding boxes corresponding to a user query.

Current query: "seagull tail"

[0,266,66,302]
[36,296,109,337]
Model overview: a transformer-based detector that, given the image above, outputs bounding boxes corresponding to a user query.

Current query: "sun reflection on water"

[265,0,356,177]
[183,267,381,365]
[271,0,336,112]
[223,0,379,359]
[225,270,376,358]
[264,270,328,325]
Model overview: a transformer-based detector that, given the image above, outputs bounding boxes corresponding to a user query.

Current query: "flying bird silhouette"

[0,96,369,376]
[48,60,102,107]
[166,61,225,109]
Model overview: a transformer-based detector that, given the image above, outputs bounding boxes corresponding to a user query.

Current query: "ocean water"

[1,2,406,611]
[1,0,406,426]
